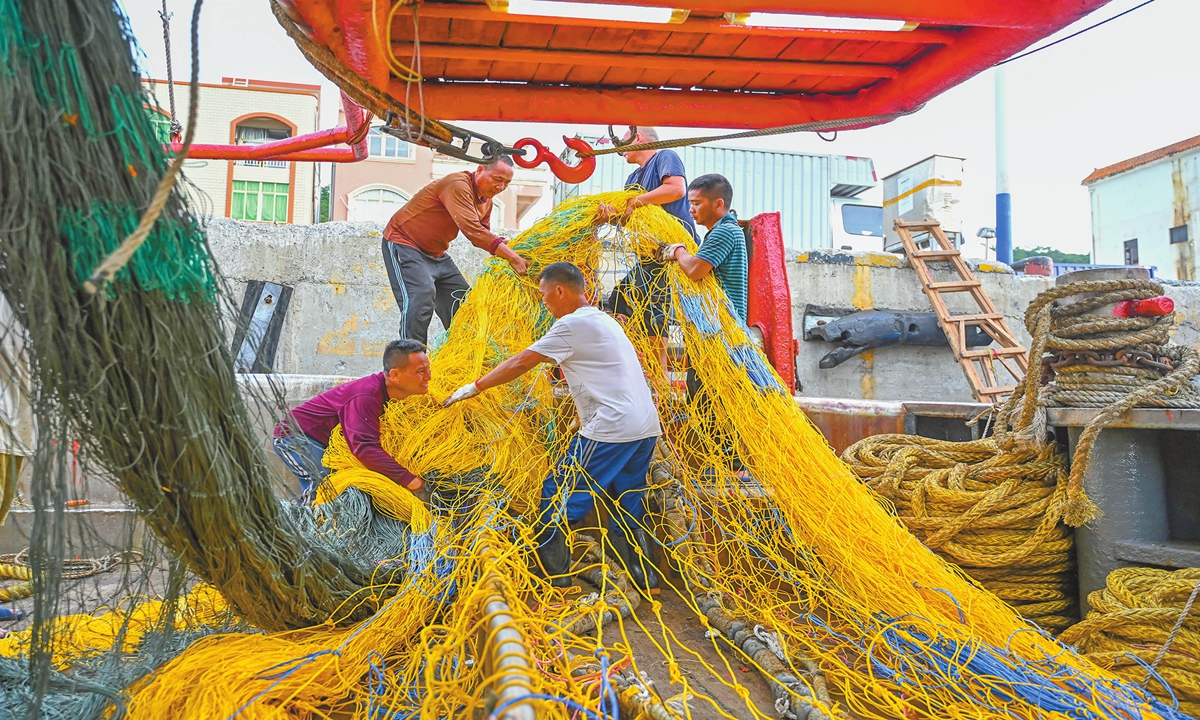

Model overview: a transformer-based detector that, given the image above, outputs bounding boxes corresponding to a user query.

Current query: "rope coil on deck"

[1060,567,1200,716]
[0,549,145,603]
[0,564,32,603]
[846,279,1200,637]
[842,433,1079,633]
[1003,279,1200,526]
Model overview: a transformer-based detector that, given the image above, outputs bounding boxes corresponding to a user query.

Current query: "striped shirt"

[695,211,748,324]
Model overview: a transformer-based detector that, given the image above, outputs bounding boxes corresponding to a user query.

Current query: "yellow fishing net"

[110,192,1180,718]
[0,584,232,670]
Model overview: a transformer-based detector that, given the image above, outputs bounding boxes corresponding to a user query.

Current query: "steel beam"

[171,91,369,163]
[391,42,899,79]
[385,81,855,128]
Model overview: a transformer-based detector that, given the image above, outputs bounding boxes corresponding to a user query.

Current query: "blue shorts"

[538,435,657,527]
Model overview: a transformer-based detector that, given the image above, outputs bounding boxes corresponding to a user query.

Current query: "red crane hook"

[512,136,597,184]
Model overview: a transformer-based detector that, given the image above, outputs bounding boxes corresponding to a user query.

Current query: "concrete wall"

[206,218,494,375]
[206,220,1200,401]
[789,250,1051,401]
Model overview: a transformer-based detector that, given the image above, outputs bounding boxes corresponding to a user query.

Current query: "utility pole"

[994,65,1013,265]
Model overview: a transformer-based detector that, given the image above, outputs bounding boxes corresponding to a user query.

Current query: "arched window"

[348,186,411,224]
[234,116,292,168]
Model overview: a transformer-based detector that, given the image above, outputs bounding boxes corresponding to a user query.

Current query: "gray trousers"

[381,239,470,346]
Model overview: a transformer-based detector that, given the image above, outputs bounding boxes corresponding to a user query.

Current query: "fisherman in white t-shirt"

[442,261,662,592]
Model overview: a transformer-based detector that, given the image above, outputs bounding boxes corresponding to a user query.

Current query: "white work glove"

[656,243,685,263]
[442,381,481,408]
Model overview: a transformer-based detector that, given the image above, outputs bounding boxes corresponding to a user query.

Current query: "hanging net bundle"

[0,0,1196,718]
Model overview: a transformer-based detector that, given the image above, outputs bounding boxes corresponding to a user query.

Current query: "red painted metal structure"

[208,0,1110,394]
[744,212,798,394]
[512,136,596,183]
[172,90,370,162]
[280,0,1112,129]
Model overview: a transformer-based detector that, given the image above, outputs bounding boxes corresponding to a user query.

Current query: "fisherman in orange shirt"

[381,156,529,345]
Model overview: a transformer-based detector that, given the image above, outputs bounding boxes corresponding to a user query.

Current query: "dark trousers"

[272,434,329,503]
[538,435,656,527]
[381,239,470,346]
[605,260,669,338]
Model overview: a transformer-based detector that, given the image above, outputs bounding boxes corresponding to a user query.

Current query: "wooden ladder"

[893,219,1027,404]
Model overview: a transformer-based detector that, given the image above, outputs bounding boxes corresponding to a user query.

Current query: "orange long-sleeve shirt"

[383,172,504,257]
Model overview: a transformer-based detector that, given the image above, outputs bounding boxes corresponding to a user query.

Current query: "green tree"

[318,185,331,223]
[1013,245,1090,264]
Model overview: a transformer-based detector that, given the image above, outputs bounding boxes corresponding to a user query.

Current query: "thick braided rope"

[1061,567,1200,712]
[1146,577,1200,685]
[1004,279,1200,525]
[0,563,32,603]
[843,433,1077,632]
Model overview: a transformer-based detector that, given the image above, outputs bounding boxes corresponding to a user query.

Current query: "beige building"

[142,77,320,224]
[329,111,549,231]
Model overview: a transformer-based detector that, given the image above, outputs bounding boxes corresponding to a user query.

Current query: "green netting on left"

[0,0,412,715]
[59,200,216,301]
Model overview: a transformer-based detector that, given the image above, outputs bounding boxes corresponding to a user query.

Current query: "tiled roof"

[1082,134,1200,185]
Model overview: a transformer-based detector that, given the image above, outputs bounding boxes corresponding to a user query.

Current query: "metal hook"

[607,125,638,149]
[512,136,597,184]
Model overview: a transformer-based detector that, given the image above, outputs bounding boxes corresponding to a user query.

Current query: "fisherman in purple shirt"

[272,339,429,502]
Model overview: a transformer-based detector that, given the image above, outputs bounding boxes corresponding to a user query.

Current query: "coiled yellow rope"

[0,584,233,669]
[314,468,432,532]
[842,433,1079,633]
[1061,567,1200,715]
[0,563,32,603]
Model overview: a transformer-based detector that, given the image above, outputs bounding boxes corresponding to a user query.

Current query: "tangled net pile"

[115,192,1195,719]
[1,1,1198,718]
[1062,567,1200,717]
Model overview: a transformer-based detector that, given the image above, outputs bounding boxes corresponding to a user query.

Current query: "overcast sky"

[121,0,1198,255]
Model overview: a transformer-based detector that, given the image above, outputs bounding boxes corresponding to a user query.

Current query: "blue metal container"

[554,138,877,251]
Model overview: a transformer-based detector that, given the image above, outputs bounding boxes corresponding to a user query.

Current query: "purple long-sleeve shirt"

[273,373,415,487]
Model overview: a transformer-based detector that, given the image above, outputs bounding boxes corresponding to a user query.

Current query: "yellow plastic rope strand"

[314,468,432,532]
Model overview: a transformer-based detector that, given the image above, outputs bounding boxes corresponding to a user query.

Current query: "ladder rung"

[946,313,1004,323]
[962,347,1027,358]
[928,280,982,292]
[977,385,1017,396]
[896,220,942,229]
[912,250,960,259]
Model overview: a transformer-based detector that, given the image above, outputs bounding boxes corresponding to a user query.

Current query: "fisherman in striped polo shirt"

[657,173,747,324]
